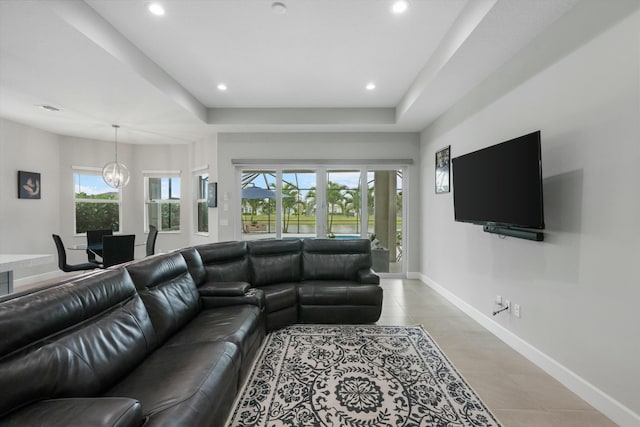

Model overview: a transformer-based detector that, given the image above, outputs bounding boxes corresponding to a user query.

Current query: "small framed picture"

[435,146,450,194]
[18,171,41,199]
[207,182,218,208]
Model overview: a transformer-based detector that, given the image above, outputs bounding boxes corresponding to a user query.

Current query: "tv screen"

[452,131,544,230]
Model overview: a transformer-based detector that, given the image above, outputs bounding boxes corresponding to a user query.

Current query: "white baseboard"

[417,273,640,427]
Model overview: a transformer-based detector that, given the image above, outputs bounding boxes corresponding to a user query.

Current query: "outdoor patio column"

[374,171,397,261]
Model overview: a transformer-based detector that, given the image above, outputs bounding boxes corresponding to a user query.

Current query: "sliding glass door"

[239,166,405,275]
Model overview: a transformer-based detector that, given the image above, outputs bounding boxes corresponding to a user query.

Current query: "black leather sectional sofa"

[0,238,382,426]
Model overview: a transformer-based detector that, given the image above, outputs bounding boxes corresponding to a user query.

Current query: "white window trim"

[143,171,181,233]
[193,168,209,236]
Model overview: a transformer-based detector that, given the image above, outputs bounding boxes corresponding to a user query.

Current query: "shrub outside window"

[74,172,121,234]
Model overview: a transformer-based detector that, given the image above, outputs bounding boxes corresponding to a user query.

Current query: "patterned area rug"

[226,325,501,426]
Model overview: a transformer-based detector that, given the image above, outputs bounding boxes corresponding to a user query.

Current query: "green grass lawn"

[243,213,402,227]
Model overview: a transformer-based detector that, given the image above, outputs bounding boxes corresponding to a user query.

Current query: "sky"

[74,174,181,198]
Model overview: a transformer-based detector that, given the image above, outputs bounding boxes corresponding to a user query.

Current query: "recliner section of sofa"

[184,238,383,332]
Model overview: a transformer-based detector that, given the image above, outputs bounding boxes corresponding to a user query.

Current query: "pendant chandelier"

[102,124,130,189]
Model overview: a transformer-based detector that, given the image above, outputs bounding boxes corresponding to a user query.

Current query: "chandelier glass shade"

[102,124,130,189]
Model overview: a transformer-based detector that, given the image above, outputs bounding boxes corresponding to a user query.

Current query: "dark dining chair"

[86,229,112,263]
[146,225,158,256]
[101,235,136,268]
[52,234,99,273]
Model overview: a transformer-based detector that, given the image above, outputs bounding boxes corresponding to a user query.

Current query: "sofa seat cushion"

[297,281,383,306]
[261,283,298,313]
[0,398,144,427]
[104,341,240,427]
[164,305,264,364]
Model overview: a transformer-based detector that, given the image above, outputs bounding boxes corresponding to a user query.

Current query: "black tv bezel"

[452,130,545,231]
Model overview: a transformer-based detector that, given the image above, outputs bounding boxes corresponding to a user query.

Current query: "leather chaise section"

[0,398,144,427]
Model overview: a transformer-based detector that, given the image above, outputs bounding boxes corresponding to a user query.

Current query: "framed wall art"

[18,171,41,199]
[435,146,451,194]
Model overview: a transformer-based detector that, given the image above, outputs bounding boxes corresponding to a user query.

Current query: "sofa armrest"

[198,281,251,297]
[357,268,380,284]
[0,398,144,427]
[200,286,266,310]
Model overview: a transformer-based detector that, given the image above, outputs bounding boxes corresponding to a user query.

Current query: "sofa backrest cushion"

[125,252,200,344]
[195,241,250,283]
[302,239,372,281]
[180,247,206,286]
[248,239,302,287]
[0,269,156,418]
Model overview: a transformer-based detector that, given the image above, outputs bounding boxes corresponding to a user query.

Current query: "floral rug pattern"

[226,325,501,426]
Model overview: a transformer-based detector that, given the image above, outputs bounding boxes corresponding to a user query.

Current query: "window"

[195,172,208,233]
[73,171,121,234]
[145,175,181,231]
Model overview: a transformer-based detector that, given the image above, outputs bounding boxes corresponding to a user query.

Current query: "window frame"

[193,168,209,235]
[72,167,122,236]
[143,170,182,233]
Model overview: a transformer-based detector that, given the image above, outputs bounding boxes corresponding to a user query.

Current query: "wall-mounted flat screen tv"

[452,130,544,230]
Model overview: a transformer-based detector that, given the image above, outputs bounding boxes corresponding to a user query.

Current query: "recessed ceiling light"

[272,2,287,14]
[39,105,60,112]
[217,83,228,91]
[366,82,376,91]
[391,0,409,14]
[148,3,165,16]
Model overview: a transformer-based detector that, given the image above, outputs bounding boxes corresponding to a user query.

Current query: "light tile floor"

[377,278,617,427]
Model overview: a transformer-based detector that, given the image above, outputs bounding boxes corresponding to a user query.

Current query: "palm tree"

[327,181,347,234]
[345,188,361,227]
[281,183,300,233]
[305,188,316,216]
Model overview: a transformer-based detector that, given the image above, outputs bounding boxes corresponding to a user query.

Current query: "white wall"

[0,119,61,279]
[420,8,639,424]
[217,132,421,272]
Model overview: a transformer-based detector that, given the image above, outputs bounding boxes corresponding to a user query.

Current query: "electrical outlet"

[505,300,511,313]
[514,304,521,318]
[496,295,502,305]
